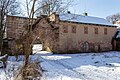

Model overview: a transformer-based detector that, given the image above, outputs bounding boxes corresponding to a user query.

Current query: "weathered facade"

[47,13,117,53]
[113,21,120,51]
[6,13,117,54]
[6,15,36,54]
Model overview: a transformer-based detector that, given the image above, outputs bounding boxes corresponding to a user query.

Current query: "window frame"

[104,28,107,35]
[63,26,68,33]
[71,25,76,33]
[94,27,98,34]
[84,26,88,34]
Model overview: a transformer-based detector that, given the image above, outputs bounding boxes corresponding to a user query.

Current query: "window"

[94,28,98,34]
[71,25,76,33]
[84,27,88,34]
[63,26,68,33]
[104,28,107,35]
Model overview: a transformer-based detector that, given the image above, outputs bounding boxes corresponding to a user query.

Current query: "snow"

[1,50,120,80]
[32,44,42,54]
[116,26,120,38]
[114,24,120,28]
[59,13,116,27]
[0,54,8,60]
[0,59,24,80]
[39,52,120,80]
[116,31,120,38]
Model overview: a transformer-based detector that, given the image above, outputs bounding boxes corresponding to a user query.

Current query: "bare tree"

[36,0,73,15]
[21,0,37,66]
[0,0,20,54]
[17,0,73,65]
[15,1,43,79]
[106,13,120,24]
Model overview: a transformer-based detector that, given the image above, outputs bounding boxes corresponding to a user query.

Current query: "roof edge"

[60,20,117,27]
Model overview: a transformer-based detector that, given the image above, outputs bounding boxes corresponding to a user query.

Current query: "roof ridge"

[59,13,116,27]
[61,13,106,20]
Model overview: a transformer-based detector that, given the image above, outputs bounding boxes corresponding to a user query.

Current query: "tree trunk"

[0,16,4,55]
[25,46,30,66]
[0,32,2,49]
[24,34,32,66]
[0,28,3,54]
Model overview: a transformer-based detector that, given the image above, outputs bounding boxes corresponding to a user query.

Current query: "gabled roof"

[59,13,116,27]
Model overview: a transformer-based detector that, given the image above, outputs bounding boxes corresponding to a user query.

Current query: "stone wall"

[6,14,117,54]
[6,15,36,54]
[55,22,116,53]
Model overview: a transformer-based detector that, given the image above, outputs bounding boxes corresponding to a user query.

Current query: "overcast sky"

[69,0,120,18]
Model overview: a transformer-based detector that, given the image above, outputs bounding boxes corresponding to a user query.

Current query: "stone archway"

[14,16,59,55]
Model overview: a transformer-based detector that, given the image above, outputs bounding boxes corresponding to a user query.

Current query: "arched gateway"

[15,16,59,55]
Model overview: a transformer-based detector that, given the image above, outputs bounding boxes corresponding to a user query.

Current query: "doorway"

[82,42,90,52]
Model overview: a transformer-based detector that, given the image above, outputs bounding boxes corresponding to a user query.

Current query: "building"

[6,13,117,54]
[44,13,116,53]
[0,11,1,21]
[6,15,36,54]
[30,13,117,53]
[112,21,120,51]
[46,13,117,53]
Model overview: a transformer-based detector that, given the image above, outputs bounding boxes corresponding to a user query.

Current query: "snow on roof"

[116,31,120,38]
[116,27,120,38]
[59,13,116,27]
[117,27,120,31]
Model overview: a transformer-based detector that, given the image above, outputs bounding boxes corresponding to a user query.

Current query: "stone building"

[46,13,117,53]
[113,21,120,51]
[0,11,1,21]
[6,15,36,54]
[6,13,117,54]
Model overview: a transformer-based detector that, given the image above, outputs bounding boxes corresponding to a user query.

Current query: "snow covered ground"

[1,51,120,80]
[32,44,43,54]
[39,51,120,80]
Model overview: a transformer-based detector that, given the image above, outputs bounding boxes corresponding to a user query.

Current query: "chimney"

[67,11,71,14]
[83,12,88,16]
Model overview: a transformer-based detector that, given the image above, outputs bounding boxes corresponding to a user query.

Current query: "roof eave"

[60,20,117,27]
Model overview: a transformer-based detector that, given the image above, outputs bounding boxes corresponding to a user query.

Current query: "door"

[83,42,89,52]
